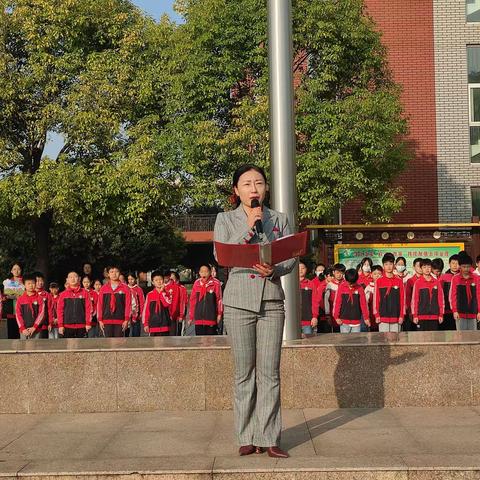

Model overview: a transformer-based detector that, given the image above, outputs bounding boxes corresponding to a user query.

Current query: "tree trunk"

[33,212,52,280]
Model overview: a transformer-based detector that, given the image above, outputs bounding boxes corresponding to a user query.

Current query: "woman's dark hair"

[359,257,373,269]
[395,256,407,265]
[81,276,91,284]
[231,164,268,207]
[127,272,137,280]
[232,164,268,187]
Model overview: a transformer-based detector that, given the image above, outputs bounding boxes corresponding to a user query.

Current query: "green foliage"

[165,0,409,220]
[0,0,183,273]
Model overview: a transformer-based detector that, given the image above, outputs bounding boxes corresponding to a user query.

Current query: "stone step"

[1,408,480,480]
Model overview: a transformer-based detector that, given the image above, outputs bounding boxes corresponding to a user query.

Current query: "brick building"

[342,0,480,224]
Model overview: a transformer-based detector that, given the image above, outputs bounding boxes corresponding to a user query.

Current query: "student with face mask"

[394,257,410,282]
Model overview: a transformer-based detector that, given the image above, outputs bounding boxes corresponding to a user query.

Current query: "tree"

[0,0,181,277]
[163,0,408,221]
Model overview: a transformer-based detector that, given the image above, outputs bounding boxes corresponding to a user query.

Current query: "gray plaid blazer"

[214,205,297,313]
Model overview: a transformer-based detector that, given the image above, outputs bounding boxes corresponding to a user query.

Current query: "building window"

[468,47,480,162]
[472,187,480,217]
[467,0,480,22]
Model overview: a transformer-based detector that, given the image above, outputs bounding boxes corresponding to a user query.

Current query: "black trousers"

[103,324,124,337]
[317,321,332,334]
[195,324,217,336]
[63,327,87,338]
[38,329,49,339]
[7,317,20,339]
[440,313,456,331]
[417,320,439,331]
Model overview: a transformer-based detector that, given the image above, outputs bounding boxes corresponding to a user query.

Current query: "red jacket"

[299,278,317,326]
[411,276,445,321]
[189,277,223,326]
[142,288,172,333]
[37,289,54,331]
[128,284,145,322]
[440,270,457,314]
[450,274,479,319]
[15,292,45,333]
[57,286,93,328]
[405,274,421,314]
[358,272,372,288]
[51,295,60,327]
[176,282,188,321]
[97,282,132,325]
[165,280,181,322]
[374,275,405,323]
[333,282,369,325]
[85,289,98,325]
[312,276,326,320]
[324,279,343,318]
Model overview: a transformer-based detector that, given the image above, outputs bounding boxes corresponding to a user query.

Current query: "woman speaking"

[214,164,296,458]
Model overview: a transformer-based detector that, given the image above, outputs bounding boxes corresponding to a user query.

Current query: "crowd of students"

[0,262,223,339]
[2,250,480,340]
[299,251,480,335]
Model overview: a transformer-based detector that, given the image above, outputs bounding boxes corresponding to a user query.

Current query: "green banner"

[334,243,465,269]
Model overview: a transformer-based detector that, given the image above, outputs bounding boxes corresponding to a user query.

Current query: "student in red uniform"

[394,256,410,282]
[440,254,460,331]
[333,268,369,333]
[57,272,92,338]
[312,272,329,333]
[374,253,405,333]
[405,257,423,331]
[127,272,145,337]
[314,263,326,278]
[170,271,188,336]
[431,258,444,279]
[411,259,444,331]
[189,265,223,336]
[97,265,132,337]
[48,282,60,339]
[35,272,54,339]
[16,274,45,339]
[474,255,480,277]
[450,252,480,331]
[357,257,373,288]
[164,271,181,335]
[82,276,99,338]
[298,262,317,336]
[324,264,345,333]
[364,265,383,332]
[143,270,172,336]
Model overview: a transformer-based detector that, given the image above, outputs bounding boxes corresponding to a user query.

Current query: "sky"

[44,0,180,159]
[132,0,182,23]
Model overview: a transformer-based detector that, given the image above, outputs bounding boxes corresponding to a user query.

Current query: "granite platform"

[0,331,479,413]
[1,407,480,480]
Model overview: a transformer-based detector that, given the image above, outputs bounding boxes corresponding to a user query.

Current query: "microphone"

[251,199,263,235]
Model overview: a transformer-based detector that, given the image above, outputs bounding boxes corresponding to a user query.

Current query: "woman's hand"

[253,263,274,278]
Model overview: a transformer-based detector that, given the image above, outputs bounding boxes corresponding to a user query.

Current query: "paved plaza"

[1,407,480,478]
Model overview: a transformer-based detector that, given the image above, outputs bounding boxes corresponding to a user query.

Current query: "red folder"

[215,231,308,268]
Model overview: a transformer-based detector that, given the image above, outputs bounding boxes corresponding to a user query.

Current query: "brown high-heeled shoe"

[266,446,289,458]
[238,444,256,456]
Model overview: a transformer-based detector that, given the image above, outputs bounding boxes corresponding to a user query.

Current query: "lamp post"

[267,0,300,340]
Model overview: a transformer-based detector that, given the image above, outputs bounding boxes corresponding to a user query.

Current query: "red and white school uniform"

[189,277,223,335]
[411,276,445,331]
[142,288,172,336]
